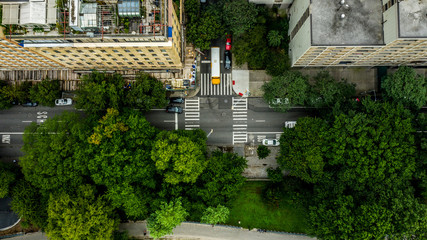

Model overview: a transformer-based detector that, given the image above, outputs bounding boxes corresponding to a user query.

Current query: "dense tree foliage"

[147,199,188,239]
[278,101,427,238]
[29,79,61,107]
[0,162,16,198]
[262,71,311,112]
[76,72,166,114]
[76,71,126,113]
[125,73,168,111]
[201,205,230,226]
[223,0,258,36]
[256,145,270,159]
[20,112,89,192]
[151,130,207,185]
[11,179,48,229]
[194,151,247,207]
[87,108,158,219]
[233,25,268,69]
[46,185,119,240]
[309,71,355,108]
[0,81,32,105]
[382,66,427,109]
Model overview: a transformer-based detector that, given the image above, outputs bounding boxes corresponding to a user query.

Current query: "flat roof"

[398,0,427,37]
[311,0,384,45]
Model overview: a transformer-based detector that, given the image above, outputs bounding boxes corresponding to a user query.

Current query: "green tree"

[11,179,48,229]
[147,198,188,239]
[233,25,268,69]
[75,71,126,114]
[151,131,207,185]
[262,71,311,112]
[382,66,427,109]
[257,145,270,159]
[46,185,119,240]
[279,102,426,238]
[194,151,247,207]
[0,162,16,198]
[267,30,283,47]
[267,167,284,184]
[125,73,167,111]
[0,81,32,104]
[186,10,224,51]
[86,108,158,219]
[201,205,230,226]
[29,79,61,107]
[265,49,290,77]
[223,0,258,36]
[21,112,88,192]
[309,71,355,108]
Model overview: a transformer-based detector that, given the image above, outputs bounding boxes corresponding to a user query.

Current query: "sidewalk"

[4,222,316,240]
[121,221,316,240]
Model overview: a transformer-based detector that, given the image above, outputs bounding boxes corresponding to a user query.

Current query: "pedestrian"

[238,221,241,225]
[143,229,146,236]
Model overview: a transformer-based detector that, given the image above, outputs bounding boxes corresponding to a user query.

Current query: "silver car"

[55,98,73,106]
[262,139,280,146]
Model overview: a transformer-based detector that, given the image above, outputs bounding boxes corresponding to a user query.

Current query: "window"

[137,62,144,65]
[152,54,157,56]
[136,50,142,52]
[155,58,161,60]
[118,54,123,57]
[89,50,95,53]
[148,49,154,52]
[144,58,149,60]
[130,54,135,57]
[133,58,138,60]
[113,50,119,53]
[163,54,169,57]
[160,49,166,52]
[77,50,83,53]
[140,54,146,56]
[158,62,165,65]
[124,50,130,52]
[148,62,154,65]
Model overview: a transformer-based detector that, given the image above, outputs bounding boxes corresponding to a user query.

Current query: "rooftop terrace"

[399,0,427,37]
[311,0,383,45]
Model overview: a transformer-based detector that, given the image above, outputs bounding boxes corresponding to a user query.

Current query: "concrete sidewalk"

[4,222,316,240]
[121,221,316,240]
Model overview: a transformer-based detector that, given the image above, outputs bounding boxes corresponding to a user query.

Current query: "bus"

[211,47,220,85]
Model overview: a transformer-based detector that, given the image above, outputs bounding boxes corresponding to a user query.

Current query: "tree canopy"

[46,185,119,240]
[201,205,230,226]
[151,130,207,185]
[278,101,427,238]
[29,79,61,107]
[262,71,311,112]
[223,0,259,36]
[382,66,427,109]
[147,198,188,239]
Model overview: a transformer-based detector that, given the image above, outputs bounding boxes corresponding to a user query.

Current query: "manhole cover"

[224,99,228,103]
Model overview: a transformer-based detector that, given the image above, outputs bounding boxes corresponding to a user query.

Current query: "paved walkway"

[4,222,316,240]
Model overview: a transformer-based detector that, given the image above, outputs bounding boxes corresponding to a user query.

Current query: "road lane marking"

[175,113,178,130]
[2,135,11,144]
[0,132,24,135]
[185,118,200,121]
[22,121,33,123]
[256,120,266,122]
[164,120,175,123]
[151,109,166,111]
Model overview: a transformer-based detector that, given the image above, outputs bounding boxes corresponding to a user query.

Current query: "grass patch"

[226,181,309,233]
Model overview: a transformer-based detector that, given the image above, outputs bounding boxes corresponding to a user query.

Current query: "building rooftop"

[398,0,427,37]
[311,0,383,45]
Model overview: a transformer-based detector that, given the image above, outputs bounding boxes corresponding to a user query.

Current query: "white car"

[262,139,280,146]
[55,98,73,106]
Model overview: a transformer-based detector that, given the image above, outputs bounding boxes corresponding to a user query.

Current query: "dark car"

[21,102,38,107]
[224,50,231,70]
[166,105,183,114]
[169,97,185,104]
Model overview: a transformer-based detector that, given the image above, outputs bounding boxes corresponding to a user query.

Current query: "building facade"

[0,0,182,71]
[288,0,427,67]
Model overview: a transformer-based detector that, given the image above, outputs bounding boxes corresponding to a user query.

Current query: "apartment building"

[288,0,427,67]
[0,0,182,71]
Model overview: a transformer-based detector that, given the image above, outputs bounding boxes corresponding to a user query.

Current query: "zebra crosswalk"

[184,98,200,130]
[232,97,248,144]
[200,73,233,96]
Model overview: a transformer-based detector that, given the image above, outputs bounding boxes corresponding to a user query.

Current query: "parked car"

[55,98,73,106]
[166,105,183,114]
[262,139,280,146]
[226,37,232,51]
[21,101,38,107]
[169,97,185,104]
[224,50,232,70]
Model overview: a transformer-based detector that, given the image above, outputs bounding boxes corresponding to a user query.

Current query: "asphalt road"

[0,98,309,162]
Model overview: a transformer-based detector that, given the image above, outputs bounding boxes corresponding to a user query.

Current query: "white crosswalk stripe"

[201,73,233,96]
[184,97,200,130]
[232,97,248,144]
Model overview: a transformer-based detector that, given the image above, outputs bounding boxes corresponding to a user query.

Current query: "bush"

[257,145,270,159]
[267,167,283,183]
